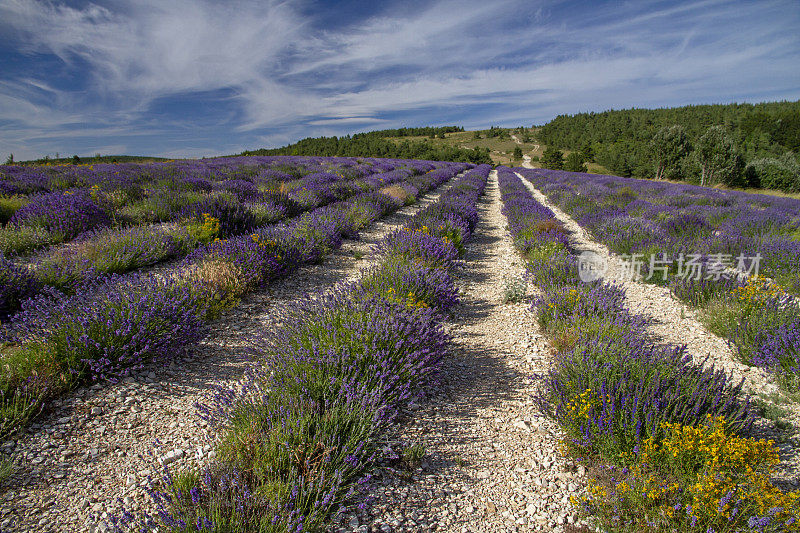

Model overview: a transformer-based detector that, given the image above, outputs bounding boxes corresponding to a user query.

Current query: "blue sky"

[1,0,799,160]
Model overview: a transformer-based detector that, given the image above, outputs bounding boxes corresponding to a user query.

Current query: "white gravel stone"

[344,171,578,532]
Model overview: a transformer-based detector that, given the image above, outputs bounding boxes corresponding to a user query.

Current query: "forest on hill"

[537,100,800,191]
[240,127,492,164]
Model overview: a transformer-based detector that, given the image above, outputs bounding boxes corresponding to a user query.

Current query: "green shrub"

[745,153,800,192]
[0,196,29,225]
[0,226,53,255]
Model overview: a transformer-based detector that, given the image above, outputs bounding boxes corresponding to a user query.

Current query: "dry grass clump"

[181,259,248,317]
[380,184,415,205]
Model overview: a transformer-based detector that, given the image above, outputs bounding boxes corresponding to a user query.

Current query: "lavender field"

[1,159,799,533]
[2,0,799,529]
[0,156,470,433]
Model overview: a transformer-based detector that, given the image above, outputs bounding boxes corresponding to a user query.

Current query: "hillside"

[537,100,800,189]
[241,127,493,165]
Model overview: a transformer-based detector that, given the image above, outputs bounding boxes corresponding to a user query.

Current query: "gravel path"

[337,171,584,533]
[0,178,460,533]
[517,172,800,492]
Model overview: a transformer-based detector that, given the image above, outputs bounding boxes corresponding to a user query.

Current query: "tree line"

[365,126,464,138]
[537,101,800,191]
[240,131,492,165]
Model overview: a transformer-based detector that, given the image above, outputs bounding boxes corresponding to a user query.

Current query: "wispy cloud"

[0,0,798,159]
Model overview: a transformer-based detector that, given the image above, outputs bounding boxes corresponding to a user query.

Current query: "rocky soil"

[335,171,586,533]
[0,178,459,533]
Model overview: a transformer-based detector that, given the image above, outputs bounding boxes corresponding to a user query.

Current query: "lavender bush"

[10,191,109,237]
[181,197,259,238]
[495,167,755,458]
[4,272,208,382]
[0,254,39,321]
[360,255,459,311]
[378,227,459,267]
[127,161,486,532]
[520,167,800,387]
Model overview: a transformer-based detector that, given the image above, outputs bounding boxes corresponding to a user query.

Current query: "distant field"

[384,130,539,166]
[15,155,171,165]
[385,130,613,174]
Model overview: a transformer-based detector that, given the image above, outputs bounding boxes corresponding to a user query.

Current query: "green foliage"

[243,132,490,164]
[541,146,564,170]
[71,155,81,165]
[478,126,511,139]
[15,154,167,165]
[4,154,13,165]
[513,146,523,160]
[502,274,527,303]
[580,143,595,162]
[564,152,588,173]
[695,126,745,187]
[538,100,800,190]
[650,125,691,180]
[745,152,800,191]
[0,196,29,225]
[362,126,463,138]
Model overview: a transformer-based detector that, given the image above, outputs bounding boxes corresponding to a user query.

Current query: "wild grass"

[379,184,415,205]
[0,196,29,225]
[401,442,426,470]
[180,259,249,319]
[0,456,14,485]
[502,274,527,303]
[0,226,55,255]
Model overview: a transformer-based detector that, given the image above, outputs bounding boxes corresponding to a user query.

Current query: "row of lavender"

[0,156,399,255]
[0,159,439,321]
[0,161,471,439]
[497,167,798,532]
[519,168,800,391]
[113,164,491,532]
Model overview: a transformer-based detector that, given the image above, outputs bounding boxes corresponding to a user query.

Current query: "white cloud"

[0,0,798,157]
[307,117,389,126]
[1,0,303,100]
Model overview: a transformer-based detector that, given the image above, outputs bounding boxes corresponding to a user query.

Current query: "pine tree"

[695,126,745,187]
[651,125,690,180]
[541,146,564,170]
[564,152,587,172]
